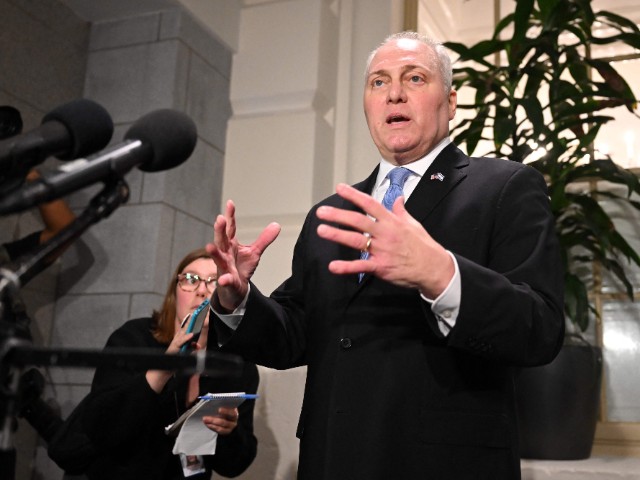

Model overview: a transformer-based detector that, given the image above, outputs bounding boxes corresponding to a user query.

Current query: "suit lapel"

[405,143,469,224]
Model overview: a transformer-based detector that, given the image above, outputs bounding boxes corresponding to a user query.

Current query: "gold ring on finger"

[364,235,372,253]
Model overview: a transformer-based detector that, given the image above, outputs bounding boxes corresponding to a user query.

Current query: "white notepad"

[165,392,258,456]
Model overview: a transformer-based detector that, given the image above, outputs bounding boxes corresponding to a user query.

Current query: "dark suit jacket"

[215,143,565,480]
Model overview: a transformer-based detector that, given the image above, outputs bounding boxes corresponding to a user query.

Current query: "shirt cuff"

[420,251,461,336]
[209,284,250,331]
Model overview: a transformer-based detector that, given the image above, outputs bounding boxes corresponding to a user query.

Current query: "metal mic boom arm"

[0,175,130,294]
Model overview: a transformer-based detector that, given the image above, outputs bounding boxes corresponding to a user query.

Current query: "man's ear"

[448,89,457,120]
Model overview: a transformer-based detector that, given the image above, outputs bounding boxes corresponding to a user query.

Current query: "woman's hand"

[146,314,195,393]
[202,407,239,436]
[166,313,195,354]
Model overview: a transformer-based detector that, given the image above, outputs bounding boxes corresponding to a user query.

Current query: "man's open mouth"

[386,114,409,124]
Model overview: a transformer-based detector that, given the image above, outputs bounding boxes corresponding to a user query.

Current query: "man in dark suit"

[206,31,564,480]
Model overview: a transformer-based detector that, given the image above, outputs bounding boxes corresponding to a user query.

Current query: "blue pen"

[197,394,259,401]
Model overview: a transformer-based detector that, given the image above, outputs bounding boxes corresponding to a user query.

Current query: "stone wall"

[0,2,233,478]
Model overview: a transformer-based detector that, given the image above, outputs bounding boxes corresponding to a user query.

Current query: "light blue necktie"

[382,167,413,210]
[359,167,412,281]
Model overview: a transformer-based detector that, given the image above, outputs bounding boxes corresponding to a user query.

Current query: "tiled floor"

[522,457,640,479]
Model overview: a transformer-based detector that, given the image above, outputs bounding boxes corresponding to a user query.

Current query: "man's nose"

[387,81,407,103]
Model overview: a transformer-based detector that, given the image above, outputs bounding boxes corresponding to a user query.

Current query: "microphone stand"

[0,176,243,480]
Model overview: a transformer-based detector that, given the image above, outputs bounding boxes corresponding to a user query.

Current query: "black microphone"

[0,99,114,177]
[0,109,197,214]
[0,105,23,140]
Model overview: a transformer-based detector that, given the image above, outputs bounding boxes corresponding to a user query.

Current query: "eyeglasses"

[177,273,216,293]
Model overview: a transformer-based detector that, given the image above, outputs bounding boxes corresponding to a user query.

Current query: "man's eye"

[373,79,384,87]
[410,75,422,83]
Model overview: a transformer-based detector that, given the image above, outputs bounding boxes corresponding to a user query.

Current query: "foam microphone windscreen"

[41,98,114,160]
[0,105,23,140]
[124,109,198,172]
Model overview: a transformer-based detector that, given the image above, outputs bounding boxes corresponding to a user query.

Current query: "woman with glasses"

[68,248,259,479]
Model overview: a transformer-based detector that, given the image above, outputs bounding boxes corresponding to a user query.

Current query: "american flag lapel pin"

[430,172,445,182]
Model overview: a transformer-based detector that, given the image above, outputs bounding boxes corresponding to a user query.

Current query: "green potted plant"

[443,0,640,459]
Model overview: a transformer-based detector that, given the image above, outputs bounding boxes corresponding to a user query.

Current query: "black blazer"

[217,143,564,480]
[81,318,259,480]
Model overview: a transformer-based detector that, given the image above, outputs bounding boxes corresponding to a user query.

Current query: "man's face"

[363,38,457,165]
